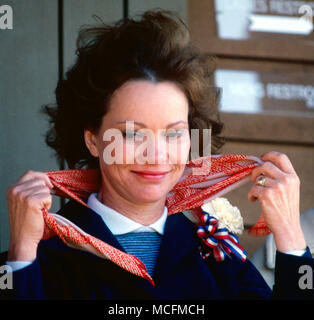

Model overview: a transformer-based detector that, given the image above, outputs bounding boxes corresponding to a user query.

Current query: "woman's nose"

[149,135,169,165]
[155,139,169,164]
[136,133,169,165]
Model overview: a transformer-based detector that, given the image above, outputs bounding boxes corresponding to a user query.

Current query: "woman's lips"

[131,170,170,181]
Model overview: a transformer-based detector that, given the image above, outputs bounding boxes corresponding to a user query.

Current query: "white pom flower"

[201,198,244,235]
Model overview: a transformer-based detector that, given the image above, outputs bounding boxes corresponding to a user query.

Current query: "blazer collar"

[58,200,124,252]
[59,200,200,284]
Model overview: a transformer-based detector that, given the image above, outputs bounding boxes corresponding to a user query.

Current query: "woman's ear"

[84,129,99,158]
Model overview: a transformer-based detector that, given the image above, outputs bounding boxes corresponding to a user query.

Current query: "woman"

[2,9,313,300]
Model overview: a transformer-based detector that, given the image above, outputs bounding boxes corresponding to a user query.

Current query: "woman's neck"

[96,185,166,226]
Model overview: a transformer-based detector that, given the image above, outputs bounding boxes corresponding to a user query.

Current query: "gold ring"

[256,175,266,187]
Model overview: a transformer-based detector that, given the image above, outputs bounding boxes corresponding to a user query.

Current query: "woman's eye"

[122,129,185,140]
[122,131,143,139]
[166,130,183,139]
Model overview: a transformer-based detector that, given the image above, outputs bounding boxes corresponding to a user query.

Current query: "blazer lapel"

[59,201,201,289]
[58,200,124,252]
[154,212,200,283]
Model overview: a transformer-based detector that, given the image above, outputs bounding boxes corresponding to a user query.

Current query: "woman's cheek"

[169,136,190,165]
[101,134,125,165]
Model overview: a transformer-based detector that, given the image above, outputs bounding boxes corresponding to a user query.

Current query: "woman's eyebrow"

[115,121,146,127]
[166,121,188,128]
[115,120,188,128]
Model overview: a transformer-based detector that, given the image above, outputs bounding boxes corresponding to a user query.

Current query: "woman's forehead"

[104,80,189,124]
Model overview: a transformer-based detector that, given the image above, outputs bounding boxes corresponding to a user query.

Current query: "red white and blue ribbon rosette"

[196,210,247,262]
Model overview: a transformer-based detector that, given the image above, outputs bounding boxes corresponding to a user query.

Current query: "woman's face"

[85,80,190,205]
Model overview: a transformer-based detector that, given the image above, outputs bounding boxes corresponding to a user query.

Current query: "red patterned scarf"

[42,154,269,285]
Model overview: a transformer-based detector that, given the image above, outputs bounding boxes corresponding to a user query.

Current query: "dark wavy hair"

[43,9,224,169]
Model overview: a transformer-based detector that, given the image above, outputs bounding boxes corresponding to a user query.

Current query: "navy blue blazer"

[1,200,313,300]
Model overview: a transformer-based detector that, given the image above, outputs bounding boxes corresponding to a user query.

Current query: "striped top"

[115,232,162,277]
[87,193,167,277]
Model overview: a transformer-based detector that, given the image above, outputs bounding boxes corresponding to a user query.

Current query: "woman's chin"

[129,187,168,204]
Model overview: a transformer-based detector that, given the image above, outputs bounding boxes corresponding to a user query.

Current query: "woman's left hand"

[248,151,306,252]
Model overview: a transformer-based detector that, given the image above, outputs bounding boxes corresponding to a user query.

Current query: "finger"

[25,185,52,197]
[16,170,53,189]
[21,186,52,209]
[28,192,52,211]
[254,175,275,188]
[248,176,276,202]
[261,151,295,174]
[31,193,52,211]
[15,178,48,191]
[251,161,283,182]
[8,178,52,200]
[16,185,52,202]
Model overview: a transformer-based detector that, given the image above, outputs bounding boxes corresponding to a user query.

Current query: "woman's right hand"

[6,170,53,262]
